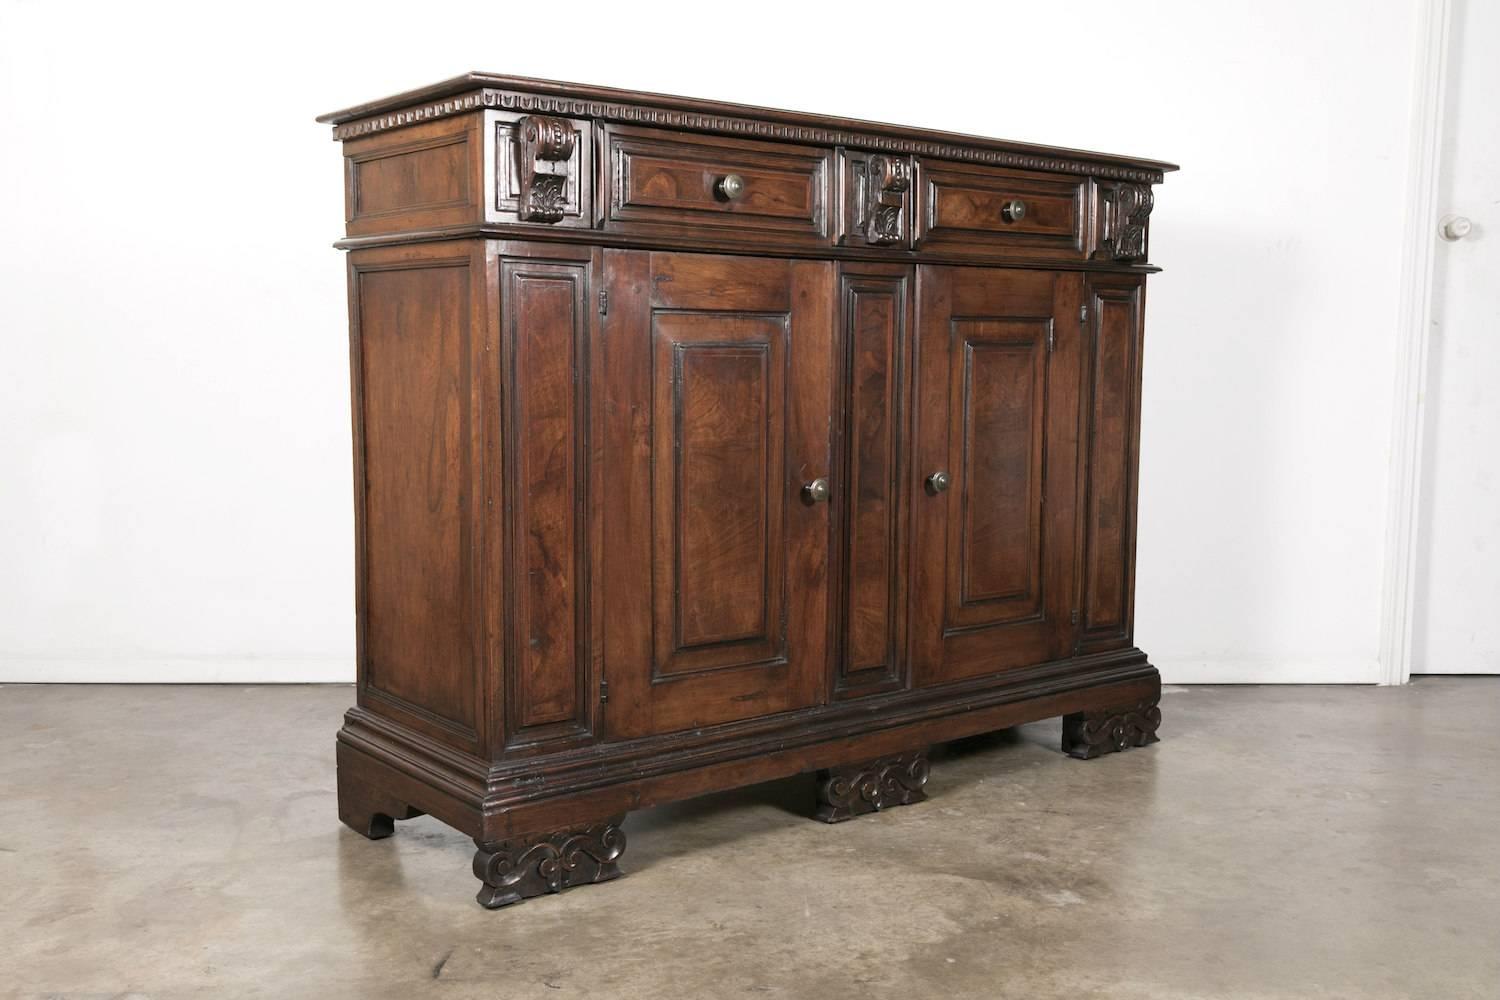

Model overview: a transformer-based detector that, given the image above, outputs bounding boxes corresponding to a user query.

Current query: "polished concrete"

[1,680,1496,999]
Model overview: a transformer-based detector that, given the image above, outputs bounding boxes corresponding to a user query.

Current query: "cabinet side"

[348,241,490,755]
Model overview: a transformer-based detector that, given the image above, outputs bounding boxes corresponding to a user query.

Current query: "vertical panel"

[949,321,1049,627]
[651,314,786,676]
[502,259,590,740]
[835,267,909,697]
[676,345,772,647]
[356,261,477,741]
[1080,280,1143,646]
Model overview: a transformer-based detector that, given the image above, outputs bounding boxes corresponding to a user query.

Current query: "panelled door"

[599,250,836,738]
[910,265,1084,684]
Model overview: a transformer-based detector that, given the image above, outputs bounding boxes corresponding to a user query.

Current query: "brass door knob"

[926,471,951,494]
[803,478,831,503]
[716,174,746,200]
[1000,200,1026,223]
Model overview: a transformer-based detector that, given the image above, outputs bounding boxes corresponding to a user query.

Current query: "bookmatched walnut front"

[320,74,1176,908]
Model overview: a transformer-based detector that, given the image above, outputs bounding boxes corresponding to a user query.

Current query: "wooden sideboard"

[319,74,1175,908]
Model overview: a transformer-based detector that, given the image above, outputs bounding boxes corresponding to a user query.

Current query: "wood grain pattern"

[654,316,783,667]
[917,161,1086,259]
[344,116,482,238]
[353,254,478,745]
[954,322,1046,611]
[834,265,910,698]
[1078,276,1145,649]
[501,259,590,739]
[603,126,831,246]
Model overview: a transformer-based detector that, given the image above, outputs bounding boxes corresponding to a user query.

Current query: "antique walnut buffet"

[319,73,1175,908]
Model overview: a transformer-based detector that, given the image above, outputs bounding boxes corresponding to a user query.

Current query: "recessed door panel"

[951,320,1049,626]
[601,251,834,738]
[652,314,786,675]
[912,265,1082,684]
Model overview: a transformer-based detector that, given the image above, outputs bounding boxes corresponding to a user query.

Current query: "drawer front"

[603,126,832,246]
[916,160,1086,259]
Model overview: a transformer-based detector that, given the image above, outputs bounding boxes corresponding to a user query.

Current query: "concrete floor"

[1,681,1497,999]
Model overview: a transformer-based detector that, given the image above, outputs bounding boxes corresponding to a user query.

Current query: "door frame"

[1379,0,1452,686]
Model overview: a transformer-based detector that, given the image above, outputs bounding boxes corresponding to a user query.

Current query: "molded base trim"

[337,649,1159,842]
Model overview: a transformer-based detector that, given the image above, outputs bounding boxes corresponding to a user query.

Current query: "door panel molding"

[651,316,788,677]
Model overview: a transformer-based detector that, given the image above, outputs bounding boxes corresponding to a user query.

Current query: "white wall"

[0,0,1420,683]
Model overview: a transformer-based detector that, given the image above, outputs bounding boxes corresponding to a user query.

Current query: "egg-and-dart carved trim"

[331,89,1166,184]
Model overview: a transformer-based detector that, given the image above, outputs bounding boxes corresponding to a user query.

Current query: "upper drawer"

[601,125,832,247]
[915,160,1086,259]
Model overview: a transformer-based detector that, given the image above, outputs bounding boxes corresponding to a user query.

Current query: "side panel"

[344,116,484,238]
[351,244,484,752]
[1077,276,1145,651]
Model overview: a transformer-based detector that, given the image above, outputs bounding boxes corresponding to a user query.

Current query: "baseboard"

[1157,656,1379,685]
[0,657,355,684]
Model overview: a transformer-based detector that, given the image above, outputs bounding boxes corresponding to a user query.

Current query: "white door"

[1412,0,1500,674]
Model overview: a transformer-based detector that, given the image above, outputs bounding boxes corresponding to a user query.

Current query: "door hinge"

[599,289,608,315]
[1070,609,1080,625]
[599,678,609,704]
[1046,328,1056,353]
[1080,302,1089,325]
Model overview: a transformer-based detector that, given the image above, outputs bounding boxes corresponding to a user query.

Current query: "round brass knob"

[716,174,746,201]
[926,471,951,494]
[803,478,831,503]
[1001,200,1026,223]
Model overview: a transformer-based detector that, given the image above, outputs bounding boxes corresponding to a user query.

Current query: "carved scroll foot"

[1063,697,1162,759]
[472,816,627,909]
[338,771,423,840]
[814,749,931,823]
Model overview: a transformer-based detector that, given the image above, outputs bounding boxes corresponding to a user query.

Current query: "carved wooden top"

[318,73,1178,184]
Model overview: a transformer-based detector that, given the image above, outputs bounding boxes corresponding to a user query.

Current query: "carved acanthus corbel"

[863,154,911,245]
[1096,182,1154,261]
[514,115,578,223]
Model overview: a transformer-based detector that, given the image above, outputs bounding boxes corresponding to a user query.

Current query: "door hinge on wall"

[599,289,608,315]
[1046,328,1056,353]
[1080,302,1089,325]
[599,678,609,704]
[1070,609,1080,625]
